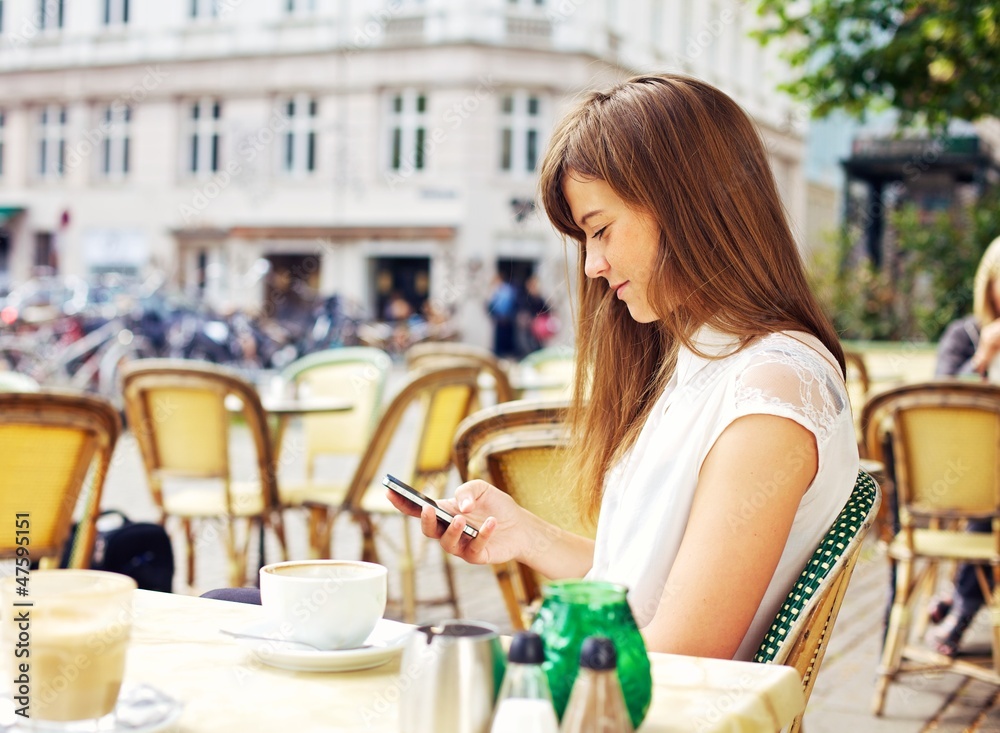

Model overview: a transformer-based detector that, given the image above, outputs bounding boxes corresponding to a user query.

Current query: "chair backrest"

[861,380,1000,543]
[754,469,880,730]
[0,390,121,568]
[452,399,593,627]
[341,363,482,508]
[844,350,870,448]
[121,359,279,513]
[405,341,515,403]
[280,347,392,476]
[517,346,576,400]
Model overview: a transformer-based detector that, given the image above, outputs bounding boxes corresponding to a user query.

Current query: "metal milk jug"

[399,620,504,733]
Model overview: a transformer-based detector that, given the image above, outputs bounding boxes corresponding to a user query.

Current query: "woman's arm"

[639,413,818,658]
[387,479,595,579]
[936,318,979,377]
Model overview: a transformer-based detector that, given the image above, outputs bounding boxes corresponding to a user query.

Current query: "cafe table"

[119,591,805,732]
[224,393,354,457]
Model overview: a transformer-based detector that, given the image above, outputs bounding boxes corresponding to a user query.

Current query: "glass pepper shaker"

[559,636,634,733]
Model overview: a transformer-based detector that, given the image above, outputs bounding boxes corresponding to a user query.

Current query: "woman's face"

[562,172,662,323]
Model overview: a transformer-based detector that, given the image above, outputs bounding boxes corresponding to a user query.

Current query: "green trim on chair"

[754,469,879,664]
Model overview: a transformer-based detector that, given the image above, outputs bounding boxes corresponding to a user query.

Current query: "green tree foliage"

[808,188,1000,341]
[754,1,1000,128]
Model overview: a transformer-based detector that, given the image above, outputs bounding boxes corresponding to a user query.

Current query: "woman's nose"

[584,244,609,279]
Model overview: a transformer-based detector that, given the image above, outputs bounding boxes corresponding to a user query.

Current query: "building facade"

[0,0,806,347]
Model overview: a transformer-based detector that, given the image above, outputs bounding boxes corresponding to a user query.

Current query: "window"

[37,105,67,180]
[34,232,54,270]
[280,96,317,175]
[499,92,542,174]
[187,99,222,176]
[190,0,219,19]
[387,90,427,174]
[284,0,316,14]
[0,1,5,35]
[99,104,131,178]
[103,0,130,25]
[38,0,64,30]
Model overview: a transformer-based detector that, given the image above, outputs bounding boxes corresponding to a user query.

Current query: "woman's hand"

[972,320,1000,374]
[386,480,526,566]
[388,479,596,579]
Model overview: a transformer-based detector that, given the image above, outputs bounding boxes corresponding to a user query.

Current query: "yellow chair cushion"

[162,481,266,518]
[284,480,404,515]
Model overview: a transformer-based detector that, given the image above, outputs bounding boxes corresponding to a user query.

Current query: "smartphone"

[382,474,480,539]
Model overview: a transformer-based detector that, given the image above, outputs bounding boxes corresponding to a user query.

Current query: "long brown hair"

[538,73,845,517]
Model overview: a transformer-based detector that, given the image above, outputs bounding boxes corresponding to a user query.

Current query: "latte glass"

[1,569,137,727]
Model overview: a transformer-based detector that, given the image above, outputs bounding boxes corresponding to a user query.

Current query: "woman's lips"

[614,282,628,299]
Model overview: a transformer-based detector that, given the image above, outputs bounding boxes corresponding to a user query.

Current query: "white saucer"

[224,618,413,672]
[0,684,182,732]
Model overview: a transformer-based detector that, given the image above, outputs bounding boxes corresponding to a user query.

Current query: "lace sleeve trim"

[733,338,849,445]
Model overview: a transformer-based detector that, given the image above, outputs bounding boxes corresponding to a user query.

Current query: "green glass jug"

[529,580,652,729]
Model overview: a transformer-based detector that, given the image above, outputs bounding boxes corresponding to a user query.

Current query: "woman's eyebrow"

[580,210,604,226]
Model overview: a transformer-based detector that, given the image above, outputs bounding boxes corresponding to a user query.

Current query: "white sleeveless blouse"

[585,327,859,660]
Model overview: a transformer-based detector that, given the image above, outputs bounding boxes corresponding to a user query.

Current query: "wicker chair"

[754,469,880,733]
[279,347,392,483]
[862,381,1000,714]
[515,346,576,400]
[301,363,481,622]
[452,399,595,629]
[0,390,120,569]
[844,350,870,446]
[121,359,288,588]
[405,341,516,404]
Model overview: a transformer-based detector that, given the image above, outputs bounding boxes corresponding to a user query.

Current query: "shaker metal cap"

[579,636,617,670]
[508,631,545,664]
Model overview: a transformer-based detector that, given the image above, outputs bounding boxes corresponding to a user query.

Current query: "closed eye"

[593,226,608,241]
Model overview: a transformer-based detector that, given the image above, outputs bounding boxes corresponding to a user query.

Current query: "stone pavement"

[99,415,1000,732]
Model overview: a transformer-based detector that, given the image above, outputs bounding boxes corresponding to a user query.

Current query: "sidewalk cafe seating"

[279,347,392,483]
[121,359,288,588]
[405,341,516,405]
[0,390,120,568]
[864,381,1000,714]
[299,363,481,622]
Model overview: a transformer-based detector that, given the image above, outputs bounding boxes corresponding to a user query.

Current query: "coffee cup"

[258,559,387,651]
[0,569,137,726]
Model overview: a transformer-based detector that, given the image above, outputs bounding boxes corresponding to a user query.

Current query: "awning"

[0,207,23,226]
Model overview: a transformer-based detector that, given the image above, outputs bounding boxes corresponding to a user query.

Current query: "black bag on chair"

[61,510,175,593]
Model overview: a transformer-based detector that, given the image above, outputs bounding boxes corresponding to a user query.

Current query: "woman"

[389,74,859,660]
[936,236,1000,379]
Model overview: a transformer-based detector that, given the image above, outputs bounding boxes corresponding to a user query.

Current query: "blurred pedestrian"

[487,274,517,358]
[515,275,551,357]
